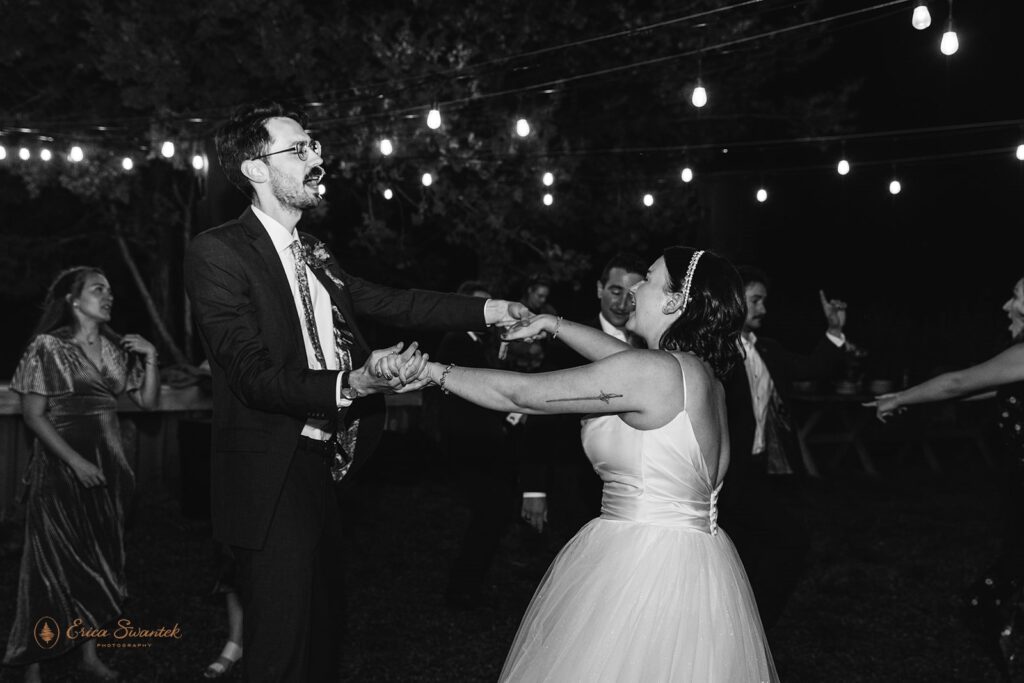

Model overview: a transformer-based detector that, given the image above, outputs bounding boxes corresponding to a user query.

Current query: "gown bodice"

[582,410,721,534]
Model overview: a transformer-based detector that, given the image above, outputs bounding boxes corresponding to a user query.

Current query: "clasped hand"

[353,342,432,394]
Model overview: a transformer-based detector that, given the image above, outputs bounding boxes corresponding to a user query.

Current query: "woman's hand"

[122,334,157,363]
[70,457,107,488]
[864,392,905,423]
[501,314,556,343]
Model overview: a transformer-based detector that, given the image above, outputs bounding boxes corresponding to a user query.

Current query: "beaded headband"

[678,250,705,314]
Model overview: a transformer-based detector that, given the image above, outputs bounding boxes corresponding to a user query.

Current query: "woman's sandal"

[203,641,242,679]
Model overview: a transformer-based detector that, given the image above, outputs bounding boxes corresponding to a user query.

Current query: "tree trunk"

[113,230,189,366]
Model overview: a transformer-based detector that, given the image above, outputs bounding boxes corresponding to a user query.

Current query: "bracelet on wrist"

[439,362,456,395]
[551,316,563,340]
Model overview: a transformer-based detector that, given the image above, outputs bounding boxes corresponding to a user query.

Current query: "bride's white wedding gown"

[500,378,778,682]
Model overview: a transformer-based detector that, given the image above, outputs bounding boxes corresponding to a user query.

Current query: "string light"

[543,193,554,206]
[542,171,554,186]
[515,118,531,137]
[19,148,30,161]
[160,141,175,158]
[379,138,394,156]
[39,149,52,162]
[191,154,206,171]
[122,157,134,171]
[0,145,6,160]
[643,193,655,207]
[837,158,851,175]
[940,1,958,56]
[318,184,326,195]
[1017,144,1024,161]
[681,167,694,183]
[69,146,84,163]
[889,179,902,195]
[756,187,768,203]
[911,1,931,30]
[691,81,708,108]
[383,188,394,200]
[421,172,433,187]
[426,108,442,130]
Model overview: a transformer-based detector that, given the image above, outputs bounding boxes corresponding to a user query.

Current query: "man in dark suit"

[520,253,647,543]
[720,266,849,630]
[183,103,529,682]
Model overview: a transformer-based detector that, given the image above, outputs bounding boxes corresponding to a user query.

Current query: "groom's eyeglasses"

[253,139,322,162]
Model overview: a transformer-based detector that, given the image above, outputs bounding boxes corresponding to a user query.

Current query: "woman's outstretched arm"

[872,343,1024,420]
[424,350,678,417]
[502,314,633,362]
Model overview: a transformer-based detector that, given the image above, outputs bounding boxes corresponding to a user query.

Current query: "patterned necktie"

[289,241,327,370]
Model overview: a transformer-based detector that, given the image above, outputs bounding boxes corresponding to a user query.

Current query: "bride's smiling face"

[625,257,671,339]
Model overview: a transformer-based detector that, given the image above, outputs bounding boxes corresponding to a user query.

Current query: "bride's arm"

[423,350,677,416]
[503,314,633,362]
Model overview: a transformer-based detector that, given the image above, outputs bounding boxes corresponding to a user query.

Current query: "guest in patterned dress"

[871,274,1024,679]
[3,266,160,683]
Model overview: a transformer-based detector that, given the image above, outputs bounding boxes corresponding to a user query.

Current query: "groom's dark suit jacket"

[184,207,485,549]
[724,335,845,479]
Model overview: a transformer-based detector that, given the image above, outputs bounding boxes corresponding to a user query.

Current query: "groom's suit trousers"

[234,437,343,683]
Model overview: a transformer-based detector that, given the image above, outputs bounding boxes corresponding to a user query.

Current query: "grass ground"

[0,431,1013,682]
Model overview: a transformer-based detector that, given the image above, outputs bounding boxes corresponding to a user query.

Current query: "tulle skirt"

[499,517,778,682]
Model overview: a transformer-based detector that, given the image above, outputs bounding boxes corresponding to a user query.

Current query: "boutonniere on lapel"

[300,237,346,292]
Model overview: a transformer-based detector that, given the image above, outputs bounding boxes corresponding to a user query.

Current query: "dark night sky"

[2,1,1022,377]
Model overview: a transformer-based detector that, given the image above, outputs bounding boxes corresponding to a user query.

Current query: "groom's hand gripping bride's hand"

[349,342,428,396]
[501,314,556,344]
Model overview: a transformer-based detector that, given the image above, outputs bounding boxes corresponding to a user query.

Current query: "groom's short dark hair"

[216,101,309,200]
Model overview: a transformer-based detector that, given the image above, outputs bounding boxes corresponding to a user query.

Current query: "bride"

[417,247,778,682]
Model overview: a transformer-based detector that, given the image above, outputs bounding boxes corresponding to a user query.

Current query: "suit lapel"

[239,207,306,354]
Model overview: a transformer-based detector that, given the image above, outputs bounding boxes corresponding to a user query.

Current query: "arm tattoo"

[546,391,623,404]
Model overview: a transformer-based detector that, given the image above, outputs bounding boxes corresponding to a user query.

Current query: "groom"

[184,102,529,682]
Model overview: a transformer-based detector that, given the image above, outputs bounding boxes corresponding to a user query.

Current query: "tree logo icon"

[33,617,60,650]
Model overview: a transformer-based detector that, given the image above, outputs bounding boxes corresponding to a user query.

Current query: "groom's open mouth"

[304,167,325,187]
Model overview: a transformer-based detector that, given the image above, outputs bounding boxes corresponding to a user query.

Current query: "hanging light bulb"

[911,1,931,30]
[19,147,30,160]
[837,159,851,176]
[889,179,902,195]
[542,171,554,186]
[421,172,433,187]
[681,167,694,183]
[543,193,554,206]
[426,108,442,130]
[192,154,206,171]
[39,149,52,162]
[69,145,84,162]
[317,184,326,196]
[0,145,6,160]
[160,141,175,158]
[1016,144,1024,161]
[379,138,394,156]
[515,118,531,137]
[642,193,655,207]
[383,188,394,200]
[122,157,134,171]
[691,81,708,108]
[756,188,768,203]
[940,22,958,55]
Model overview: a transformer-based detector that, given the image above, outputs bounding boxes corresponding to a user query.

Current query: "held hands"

[484,300,533,327]
[500,314,556,343]
[863,393,906,423]
[819,290,848,335]
[353,342,431,395]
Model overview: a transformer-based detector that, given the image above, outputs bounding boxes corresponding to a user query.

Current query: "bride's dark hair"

[658,247,745,379]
